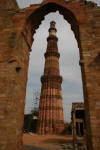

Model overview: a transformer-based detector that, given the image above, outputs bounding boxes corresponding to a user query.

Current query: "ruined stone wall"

[0,1,30,149]
[79,6,100,150]
[0,0,18,9]
[0,0,100,150]
[72,103,86,150]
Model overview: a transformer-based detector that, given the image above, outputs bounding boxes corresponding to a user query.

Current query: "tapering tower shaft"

[37,21,64,134]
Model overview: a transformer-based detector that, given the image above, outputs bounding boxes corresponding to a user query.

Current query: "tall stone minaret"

[37,21,64,135]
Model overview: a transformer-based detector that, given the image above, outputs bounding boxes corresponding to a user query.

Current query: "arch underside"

[26,2,80,49]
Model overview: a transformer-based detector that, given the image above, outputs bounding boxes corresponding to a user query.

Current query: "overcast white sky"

[16,0,100,122]
[17,0,100,8]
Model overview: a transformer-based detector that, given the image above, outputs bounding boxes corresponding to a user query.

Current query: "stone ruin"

[71,103,87,150]
[0,0,100,150]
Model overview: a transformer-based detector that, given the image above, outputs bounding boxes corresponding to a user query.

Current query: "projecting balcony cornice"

[41,75,63,83]
[47,35,58,41]
[44,51,60,58]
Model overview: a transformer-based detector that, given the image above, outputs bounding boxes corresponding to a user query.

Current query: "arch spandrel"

[13,0,88,52]
[13,0,99,53]
[13,0,87,30]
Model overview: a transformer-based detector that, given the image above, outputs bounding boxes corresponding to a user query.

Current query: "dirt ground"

[23,133,73,150]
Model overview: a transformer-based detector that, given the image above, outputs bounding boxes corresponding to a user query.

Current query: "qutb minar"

[37,21,64,134]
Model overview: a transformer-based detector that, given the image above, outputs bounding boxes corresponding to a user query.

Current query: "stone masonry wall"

[0,0,100,150]
[79,7,100,150]
[0,1,30,149]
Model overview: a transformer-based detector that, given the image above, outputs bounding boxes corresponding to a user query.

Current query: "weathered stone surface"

[71,103,87,150]
[0,0,100,150]
[0,0,18,10]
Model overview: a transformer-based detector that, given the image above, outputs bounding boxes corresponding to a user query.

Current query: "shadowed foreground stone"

[0,0,100,150]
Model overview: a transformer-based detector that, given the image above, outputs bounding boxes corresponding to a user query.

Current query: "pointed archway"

[0,0,100,150]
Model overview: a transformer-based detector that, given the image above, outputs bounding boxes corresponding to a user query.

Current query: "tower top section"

[50,21,56,28]
[49,20,57,37]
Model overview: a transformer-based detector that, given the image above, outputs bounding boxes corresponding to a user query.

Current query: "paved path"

[23,134,73,150]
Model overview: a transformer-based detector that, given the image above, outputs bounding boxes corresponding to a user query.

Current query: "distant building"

[71,102,87,150]
[24,112,38,133]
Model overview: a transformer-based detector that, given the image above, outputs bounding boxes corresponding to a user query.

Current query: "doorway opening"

[23,11,83,149]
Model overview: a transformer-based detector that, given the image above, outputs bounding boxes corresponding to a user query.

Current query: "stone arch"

[14,0,83,51]
[27,2,79,41]
[0,0,100,150]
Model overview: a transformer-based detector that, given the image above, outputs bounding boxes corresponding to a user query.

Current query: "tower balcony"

[41,75,63,83]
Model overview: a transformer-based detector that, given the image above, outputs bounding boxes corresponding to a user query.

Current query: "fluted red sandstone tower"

[37,21,64,134]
